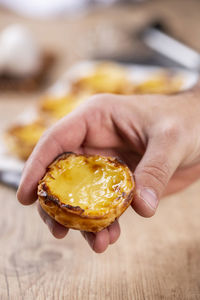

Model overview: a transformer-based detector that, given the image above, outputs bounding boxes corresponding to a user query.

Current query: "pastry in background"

[0,24,54,91]
[4,62,184,161]
[5,120,47,160]
[5,93,89,160]
[71,63,183,95]
[134,72,183,94]
[39,92,90,120]
[71,63,135,94]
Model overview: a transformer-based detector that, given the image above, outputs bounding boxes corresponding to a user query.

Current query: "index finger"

[17,109,87,205]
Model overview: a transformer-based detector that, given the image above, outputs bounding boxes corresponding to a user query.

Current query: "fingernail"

[139,188,158,210]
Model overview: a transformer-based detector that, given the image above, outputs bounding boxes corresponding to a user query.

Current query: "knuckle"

[88,93,112,107]
[37,127,51,144]
[142,159,170,188]
[83,94,113,121]
[160,120,181,142]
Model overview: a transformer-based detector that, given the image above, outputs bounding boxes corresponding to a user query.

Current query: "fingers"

[133,134,184,217]
[37,202,69,239]
[81,220,121,253]
[84,229,110,253]
[17,109,87,206]
[107,218,121,244]
[38,201,121,251]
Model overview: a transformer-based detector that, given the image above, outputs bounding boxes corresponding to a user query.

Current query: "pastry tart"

[38,153,134,232]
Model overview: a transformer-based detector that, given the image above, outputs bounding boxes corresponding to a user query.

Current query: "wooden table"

[0,1,200,299]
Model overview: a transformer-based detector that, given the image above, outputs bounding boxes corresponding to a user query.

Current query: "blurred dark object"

[0,52,55,92]
[139,21,200,71]
[0,170,21,189]
[95,20,200,71]
[0,157,22,189]
[0,24,56,92]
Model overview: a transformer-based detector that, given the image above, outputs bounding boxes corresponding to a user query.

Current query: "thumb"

[133,136,183,217]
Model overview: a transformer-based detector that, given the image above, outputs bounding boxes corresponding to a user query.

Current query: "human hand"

[17,85,200,253]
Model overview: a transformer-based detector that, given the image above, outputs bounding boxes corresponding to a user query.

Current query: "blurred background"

[0,0,200,130]
[0,0,200,128]
[0,1,200,299]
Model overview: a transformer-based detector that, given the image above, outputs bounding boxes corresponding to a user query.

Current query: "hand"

[17,85,200,253]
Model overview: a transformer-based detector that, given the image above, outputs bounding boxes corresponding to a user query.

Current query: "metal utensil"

[0,170,21,189]
[140,21,200,72]
[0,155,23,189]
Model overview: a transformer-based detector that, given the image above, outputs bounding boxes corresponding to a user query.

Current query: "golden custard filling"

[42,155,133,216]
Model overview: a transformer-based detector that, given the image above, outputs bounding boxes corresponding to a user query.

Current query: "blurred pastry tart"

[5,119,47,160]
[39,92,90,120]
[134,72,183,94]
[71,62,135,95]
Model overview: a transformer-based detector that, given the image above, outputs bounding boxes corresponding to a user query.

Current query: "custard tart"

[38,153,134,232]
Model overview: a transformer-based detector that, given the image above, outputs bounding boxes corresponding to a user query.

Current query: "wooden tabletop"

[0,1,200,299]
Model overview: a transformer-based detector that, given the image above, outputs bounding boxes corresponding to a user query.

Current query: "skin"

[17,83,200,253]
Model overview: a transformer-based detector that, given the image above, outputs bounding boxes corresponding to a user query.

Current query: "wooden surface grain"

[0,0,200,299]
[0,181,200,299]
